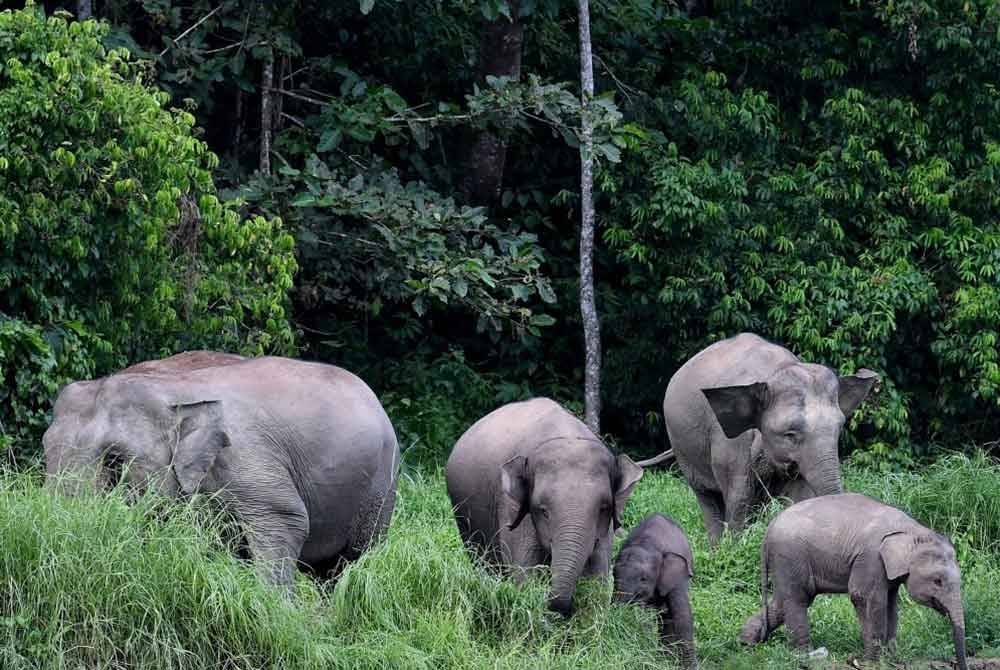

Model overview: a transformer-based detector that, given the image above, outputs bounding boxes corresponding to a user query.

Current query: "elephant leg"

[851,593,889,661]
[849,562,890,660]
[500,523,544,583]
[693,489,725,546]
[665,588,697,669]
[722,472,753,535]
[344,462,398,561]
[783,595,812,651]
[239,496,309,591]
[885,584,900,653]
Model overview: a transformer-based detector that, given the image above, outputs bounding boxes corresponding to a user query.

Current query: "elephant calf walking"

[446,398,643,616]
[741,493,967,670]
[614,513,697,669]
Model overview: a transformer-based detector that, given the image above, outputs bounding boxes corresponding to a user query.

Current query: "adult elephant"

[640,333,878,544]
[446,398,643,616]
[43,351,400,587]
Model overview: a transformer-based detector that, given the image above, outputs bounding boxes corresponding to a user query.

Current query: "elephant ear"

[880,531,914,581]
[662,546,695,584]
[702,383,770,439]
[612,453,643,530]
[838,368,880,418]
[170,401,230,495]
[500,455,531,531]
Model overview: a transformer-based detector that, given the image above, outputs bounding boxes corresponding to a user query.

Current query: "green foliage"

[0,5,295,461]
[599,2,1000,461]
[3,453,1000,668]
[246,156,555,343]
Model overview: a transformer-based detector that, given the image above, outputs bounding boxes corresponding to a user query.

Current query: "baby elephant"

[614,514,697,669]
[741,493,966,670]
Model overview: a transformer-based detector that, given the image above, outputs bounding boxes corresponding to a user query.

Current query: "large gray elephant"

[640,333,878,544]
[740,493,966,670]
[446,397,643,616]
[43,351,400,587]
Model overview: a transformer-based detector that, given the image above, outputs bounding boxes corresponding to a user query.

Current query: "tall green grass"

[2,454,999,668]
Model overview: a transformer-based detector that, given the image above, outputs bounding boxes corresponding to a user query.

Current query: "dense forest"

[4,2,1000,669]
[4,0,1000,468]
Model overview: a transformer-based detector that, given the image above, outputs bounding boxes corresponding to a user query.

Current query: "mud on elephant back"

[42,350,400,589]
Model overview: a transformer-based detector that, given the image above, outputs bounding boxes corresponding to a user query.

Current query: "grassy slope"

[2,453,1000,669]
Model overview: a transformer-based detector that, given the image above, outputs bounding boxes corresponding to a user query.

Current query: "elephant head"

[881,531,967,670]
[43,376,230,499]
[613,544,692,604]
[702,365,878,497]
[501,441,643,616]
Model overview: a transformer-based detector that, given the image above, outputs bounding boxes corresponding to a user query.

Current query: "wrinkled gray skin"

[643,333,878,544]
[613,514,697,669]
[43,351,400,588]
[446,398,643,616]
[741,493,967,670]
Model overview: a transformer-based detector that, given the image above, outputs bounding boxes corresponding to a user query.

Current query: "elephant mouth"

[783,462,799,479]
[102,451,127,490]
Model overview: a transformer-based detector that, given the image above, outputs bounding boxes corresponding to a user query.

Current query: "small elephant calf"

[741,493,967,670]
[614,513,697,669]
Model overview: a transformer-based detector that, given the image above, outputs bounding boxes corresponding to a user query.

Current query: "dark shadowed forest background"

[4,0,1000,470]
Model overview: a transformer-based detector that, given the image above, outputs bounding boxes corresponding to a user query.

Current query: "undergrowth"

[1,452,999,668]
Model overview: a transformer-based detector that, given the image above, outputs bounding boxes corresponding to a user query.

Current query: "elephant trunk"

[946,599,967,670]
[800,451,843,497]
[46,459,102,496]
[547,519,592,617]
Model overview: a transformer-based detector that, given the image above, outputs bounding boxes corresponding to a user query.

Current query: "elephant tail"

[760,539,770,636]
[635,449,674,468]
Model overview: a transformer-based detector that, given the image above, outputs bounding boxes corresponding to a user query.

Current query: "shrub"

[0,5,296,462]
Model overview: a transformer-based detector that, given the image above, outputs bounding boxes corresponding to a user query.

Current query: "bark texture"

[577,0,601,433]
[259,49,274,177]
[77,0,92,19]
[462,1,523,204]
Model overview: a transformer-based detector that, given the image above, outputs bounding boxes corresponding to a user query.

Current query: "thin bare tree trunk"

[77,0,92,19]
[259,48,274,176]
[461,1,523,204]
[577,0,601,433]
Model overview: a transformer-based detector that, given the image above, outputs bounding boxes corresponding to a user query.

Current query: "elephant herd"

[40,334,967,669]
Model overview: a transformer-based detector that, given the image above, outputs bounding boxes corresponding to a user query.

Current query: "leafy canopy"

[0,4,296,460]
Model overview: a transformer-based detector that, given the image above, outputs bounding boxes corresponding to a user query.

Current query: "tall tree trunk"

[461,1,523,204]
[259,47,274,177]
[577,0,601,433]
[77,0,92,19]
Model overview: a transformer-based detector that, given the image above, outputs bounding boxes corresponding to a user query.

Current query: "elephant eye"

[536,506,550,519]
[934,577,943,587]
[783,431,799,441]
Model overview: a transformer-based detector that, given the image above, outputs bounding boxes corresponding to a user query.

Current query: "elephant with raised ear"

[446,397,643,616]
[740,493,967,670]
[43,351,400,587]
[639,333,878,544]
[613,514,697,669]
